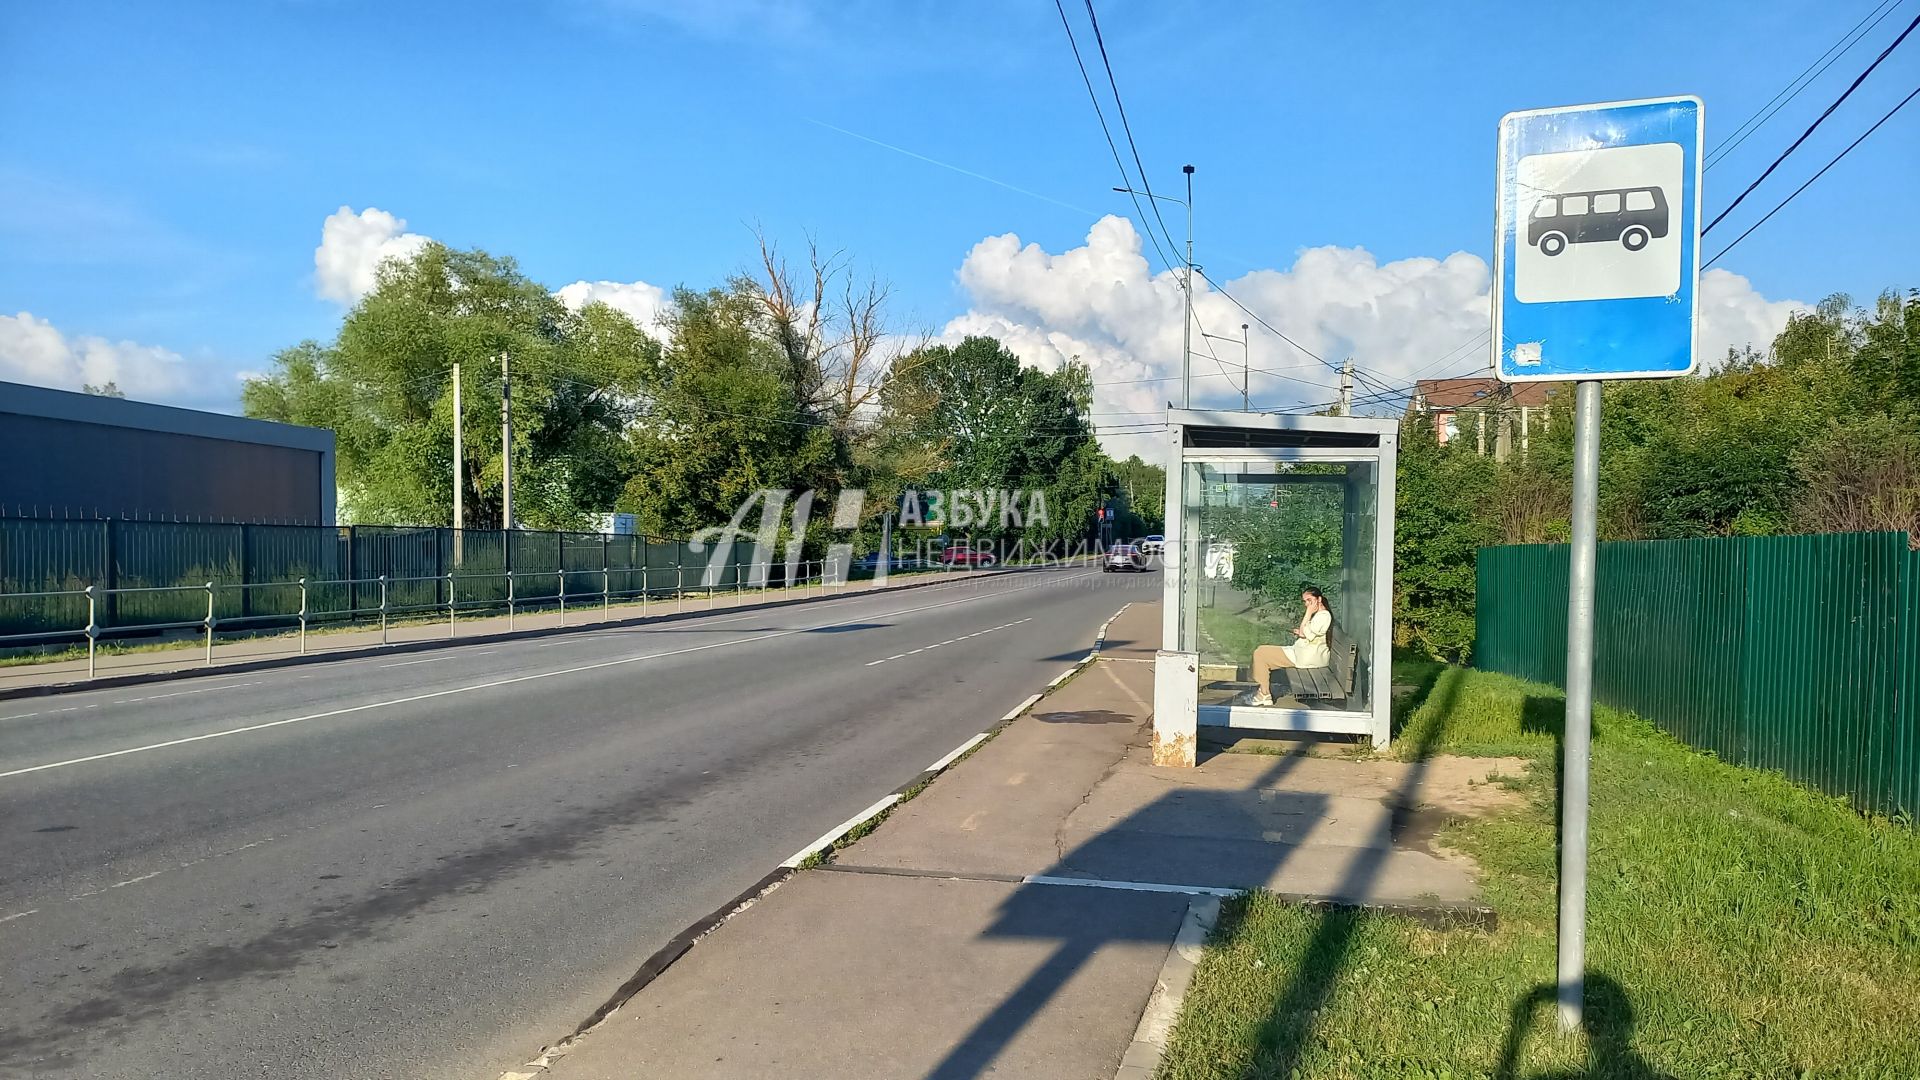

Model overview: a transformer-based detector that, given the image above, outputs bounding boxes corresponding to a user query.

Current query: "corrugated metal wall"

[1476,532,1919,818]
[0,517,749,637]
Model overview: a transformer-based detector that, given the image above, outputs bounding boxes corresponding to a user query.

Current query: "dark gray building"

[0,381,336,524]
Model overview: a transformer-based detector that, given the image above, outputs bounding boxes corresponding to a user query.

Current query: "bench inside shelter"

[1270,621,1359,707]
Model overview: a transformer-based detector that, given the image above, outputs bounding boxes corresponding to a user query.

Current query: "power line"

[1705,82,1920,269]
[1192,267,1396,399]
[1706,0,1907,170]
[1079,0,1182,263]
[1049,0,1178,276]
[1704,10,1920,236]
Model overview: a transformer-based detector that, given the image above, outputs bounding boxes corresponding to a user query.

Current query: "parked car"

[1136,534,1164,556]
[1103,543,1148,572]
[941,544,996,567]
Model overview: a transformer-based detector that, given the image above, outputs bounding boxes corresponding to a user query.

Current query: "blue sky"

[3,0,1914,427]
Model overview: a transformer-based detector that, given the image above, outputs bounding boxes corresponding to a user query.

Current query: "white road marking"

[0,582,1066,781]
[1021,874,1239,897]
[780,792,903,868]
[862,617,1034,668]
[0,909,37,924]
[62,837,277,903]
[107,682,263,707]
[925,733,989,773]
[380,657,448,668]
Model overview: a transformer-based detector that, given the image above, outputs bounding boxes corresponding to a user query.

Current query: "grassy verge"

[1159,662,1920,1079]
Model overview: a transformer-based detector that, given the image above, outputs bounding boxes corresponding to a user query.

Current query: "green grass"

[1159,663,1920,1079]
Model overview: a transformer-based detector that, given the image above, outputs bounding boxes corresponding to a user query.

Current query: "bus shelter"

[1153,410,1398,765]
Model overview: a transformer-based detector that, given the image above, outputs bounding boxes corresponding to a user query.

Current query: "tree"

[875,336,1111,547]
[243,243,657,529]
[617,286,838,538]
[82,381,125,398]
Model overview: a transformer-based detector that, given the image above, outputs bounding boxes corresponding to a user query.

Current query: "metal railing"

[0,557,950,680]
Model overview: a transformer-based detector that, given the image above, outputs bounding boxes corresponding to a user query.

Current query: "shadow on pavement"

[1225,667,1464,1077]
[922,754,1319,1080]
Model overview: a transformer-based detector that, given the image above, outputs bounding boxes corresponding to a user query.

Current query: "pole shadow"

[1492,975,1676,1080]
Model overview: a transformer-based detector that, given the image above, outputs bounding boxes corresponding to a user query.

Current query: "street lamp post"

[1113,163,1196,408]
[1241,323,1250,411]
[1201,321,1252,412]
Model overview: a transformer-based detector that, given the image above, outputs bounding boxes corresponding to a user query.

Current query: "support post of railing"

[298,578,308,654]
[506,569,516,630]
[676,566,683,613]
[447,571,457,638]
[558,567,567,627]
[204,581,216,667]
[379,574,389,644]
[641,566,649,618]
[84,585,97,679]
[603,566,611,619]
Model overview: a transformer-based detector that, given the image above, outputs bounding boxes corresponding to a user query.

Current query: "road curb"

[0,565,1065,704]
[491,596,1128,1079]
[1114,894,1220,1080]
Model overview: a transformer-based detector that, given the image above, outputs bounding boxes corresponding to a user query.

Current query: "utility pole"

[1338,358,1354,416]
[499,351,513,530]
[451,362,464,564]
[1241,323,1251,412]
[1181,164,1195,410]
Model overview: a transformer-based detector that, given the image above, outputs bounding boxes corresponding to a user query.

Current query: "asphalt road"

[0,565,1159,1079]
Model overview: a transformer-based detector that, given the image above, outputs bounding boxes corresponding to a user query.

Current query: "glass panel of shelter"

[1180,458,1376,715]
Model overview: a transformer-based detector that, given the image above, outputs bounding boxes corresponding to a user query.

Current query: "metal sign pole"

[1557,378,1602,1032]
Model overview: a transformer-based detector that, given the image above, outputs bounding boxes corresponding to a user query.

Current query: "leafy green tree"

[243,243,657,529]
[875,336,1110,547]
[617,286,839,538]
[1392,411,1500,660]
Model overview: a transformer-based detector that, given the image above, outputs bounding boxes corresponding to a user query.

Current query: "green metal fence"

[0,516,752,638]
[1476,531,1920,819]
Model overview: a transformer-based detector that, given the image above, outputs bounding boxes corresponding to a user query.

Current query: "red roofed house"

[1410,377,1568,461]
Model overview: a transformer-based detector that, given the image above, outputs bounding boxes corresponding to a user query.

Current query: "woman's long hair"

[1303,585,1331,619]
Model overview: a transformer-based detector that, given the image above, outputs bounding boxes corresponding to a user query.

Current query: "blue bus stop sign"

[1494,96,1703,382]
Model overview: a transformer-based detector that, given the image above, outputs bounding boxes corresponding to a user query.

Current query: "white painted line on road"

[380,657,448,668]
[925,733,989,773]
[861,617,1034,668]
[110,682,263,707]
[2,712,39,721]
[781,792,902,868]
[61,836,278,904]
[1003,693,1043,721]
[0,908,36,924]
[1021,874,1240,898]
[0,584,1037,781]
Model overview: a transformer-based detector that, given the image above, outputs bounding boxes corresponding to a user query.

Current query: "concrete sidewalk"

[0,564,1027,696]
[531,606,1517,1080]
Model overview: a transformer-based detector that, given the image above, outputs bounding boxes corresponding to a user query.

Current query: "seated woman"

[1247,586,1332,707]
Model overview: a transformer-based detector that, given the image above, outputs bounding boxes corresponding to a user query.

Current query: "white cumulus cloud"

[1699,267,1809,366]
[313,206,431,304]
[314,207,672,341]
[554,278,671,338]
[0,311,193,399]
[938,216,1806,457]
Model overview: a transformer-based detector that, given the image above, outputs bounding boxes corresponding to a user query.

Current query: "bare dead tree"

[745,227,927,436]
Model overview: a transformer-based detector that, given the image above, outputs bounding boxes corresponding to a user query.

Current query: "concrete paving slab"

[1097,601,1161,661]
[542,869,1188,1080]
[845,659,1154,879]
